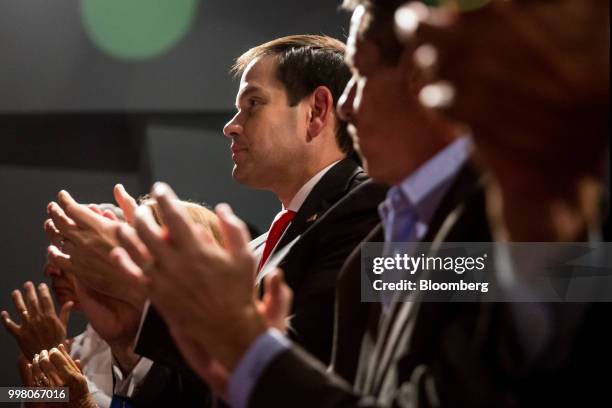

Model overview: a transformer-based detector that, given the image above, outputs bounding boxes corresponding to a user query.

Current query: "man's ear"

[306,86,334,142]
[399,45,427,95]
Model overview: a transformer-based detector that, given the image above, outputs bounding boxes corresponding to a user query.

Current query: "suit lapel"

[274,158,363,257]
[256,234,302,285]
[250,232,269,268]
[250,232,269,251]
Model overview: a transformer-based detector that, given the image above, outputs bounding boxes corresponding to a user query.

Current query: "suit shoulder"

[337,179,389,213]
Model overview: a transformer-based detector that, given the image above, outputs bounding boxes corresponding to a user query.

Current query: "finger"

[47,202,77,238]
[195,224,217,247]
[114,184,138,224]
[63,338,75,354]
[23,282,41,316]
[53,345,81,378]
[103,209,119,221]
[39,350,63,386]
[11,289,28,315]
[215,203,252,257]
[49,354,72,385]
[133,205,173,262]
[43,219,63,247]
[110,247,149,286]
[411,10,470,114]
[151,182,199,250]
[58,301,74,328]
[87,204,103,216]
[18,354,34,386]
[116,223,152,267]
[37,283,56,316]
[58,344,80,371]
[31,354,44,385]
[58,344,81,371]
[47,245,72,271]
[26,363,38,388]
[61,239,76,256]
[57,190,105,230]
[1,310,20,335]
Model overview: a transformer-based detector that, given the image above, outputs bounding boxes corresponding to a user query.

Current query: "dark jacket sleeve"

[133,307,213,407]
[249,345,369,408]
[249,345,432,408]
[134,306,188,370]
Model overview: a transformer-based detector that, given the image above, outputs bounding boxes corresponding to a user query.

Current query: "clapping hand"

[2,282,72,360]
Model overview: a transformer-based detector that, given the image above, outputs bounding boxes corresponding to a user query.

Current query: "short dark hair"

[232,35,353,155]
[342,0,408,65]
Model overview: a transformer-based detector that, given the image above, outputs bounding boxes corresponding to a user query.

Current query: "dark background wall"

[0,0,349,394]
[0,0,348,112]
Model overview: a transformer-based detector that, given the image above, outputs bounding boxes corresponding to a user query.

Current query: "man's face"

[337,6,436,185]
[223,56,308,191]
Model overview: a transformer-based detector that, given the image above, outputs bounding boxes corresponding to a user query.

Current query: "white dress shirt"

[255,160,340,275]
[69,324,113,408]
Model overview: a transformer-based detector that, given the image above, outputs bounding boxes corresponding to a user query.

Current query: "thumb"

[48,245,71,271]
[263,269,293,330]
[59,301,74,328]
[17,354,34,387]
[215,203,252,256]
[114,184,138,224]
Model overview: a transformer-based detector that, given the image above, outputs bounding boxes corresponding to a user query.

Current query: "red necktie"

[258,210,296,272]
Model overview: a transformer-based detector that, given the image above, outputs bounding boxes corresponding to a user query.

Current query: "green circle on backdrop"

[81,0,199,60]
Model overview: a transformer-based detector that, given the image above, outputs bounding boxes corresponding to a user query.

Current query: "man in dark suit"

[134,35,386,369]
[330,164,490,385]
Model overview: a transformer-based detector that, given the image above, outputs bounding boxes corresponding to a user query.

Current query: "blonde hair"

[139,197,224,247]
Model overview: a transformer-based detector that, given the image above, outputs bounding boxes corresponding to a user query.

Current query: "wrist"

[68,394,97,408]
[215,305,267,371]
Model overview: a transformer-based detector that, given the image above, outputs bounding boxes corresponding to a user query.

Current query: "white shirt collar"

[112,356,154,397]
[285,160,341,213]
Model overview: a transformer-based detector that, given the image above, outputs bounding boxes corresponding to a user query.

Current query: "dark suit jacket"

[331,164,490,385]
[119,363,212,408]
[267,161,388,364]
[249,163,495,407]
[352,164,491,405]
[249,164,611,407]
[132,158,387,395]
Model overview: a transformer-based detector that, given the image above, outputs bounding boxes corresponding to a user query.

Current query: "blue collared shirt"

[378,137,472,306]
[228,137,473,408]
[228,328,291,408]
[379,136,472,243]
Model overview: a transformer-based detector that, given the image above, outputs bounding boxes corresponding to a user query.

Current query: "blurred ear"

[399,45,427,95]
[306,86,334,142]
